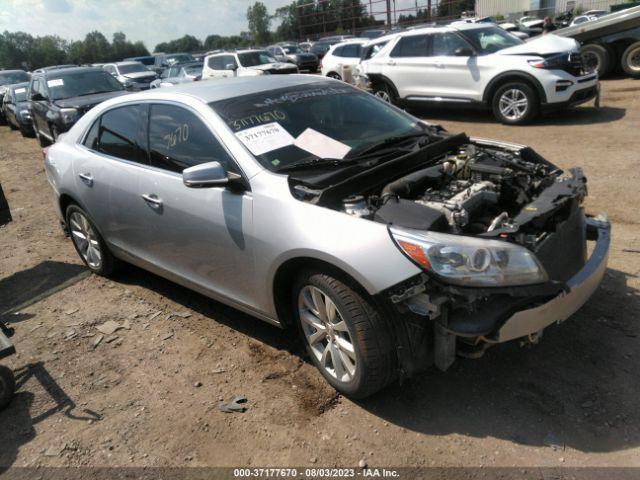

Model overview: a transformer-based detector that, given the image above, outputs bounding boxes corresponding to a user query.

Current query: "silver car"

[44,76,610,398]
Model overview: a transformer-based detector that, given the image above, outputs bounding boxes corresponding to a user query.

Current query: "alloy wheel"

[499,88,529,121]
[298,285,357,383]
[375,90,391,103]
[69,211,102,269]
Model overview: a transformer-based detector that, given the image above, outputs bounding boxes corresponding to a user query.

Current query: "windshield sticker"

[47,78,64,88]
[294,128,351,160]
[235,122,294,156]
[230,110,287,131]
[254,86,353,108]
[15,88,26,94]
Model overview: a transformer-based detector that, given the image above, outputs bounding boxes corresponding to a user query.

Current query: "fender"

[483,70,548,104]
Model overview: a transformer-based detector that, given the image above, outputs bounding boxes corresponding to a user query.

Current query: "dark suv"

[0,70,30,124]
[29,67,127,146]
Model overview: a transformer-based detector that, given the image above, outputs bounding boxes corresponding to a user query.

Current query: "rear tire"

[292,271,397,398]
[621,41,640,78]
[19,124,35,138]
[0,365,16,410]
[581,43,613,78]
[65,204,118,276]
[8,122,18,131]
[492,81,539,125]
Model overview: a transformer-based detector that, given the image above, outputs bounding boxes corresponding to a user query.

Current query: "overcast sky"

[0,0,423,49]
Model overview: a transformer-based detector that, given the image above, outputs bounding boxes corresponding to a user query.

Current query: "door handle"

[141,193,163,208]
[78,173,93,186]
[387,60,396,66]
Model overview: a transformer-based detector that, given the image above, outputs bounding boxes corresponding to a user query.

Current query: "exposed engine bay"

[290,133,587,256]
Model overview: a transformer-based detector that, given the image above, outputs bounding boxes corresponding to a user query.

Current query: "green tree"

[247,1,271,45]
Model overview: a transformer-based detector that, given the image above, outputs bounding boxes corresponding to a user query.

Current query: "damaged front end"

[289,131,610,377]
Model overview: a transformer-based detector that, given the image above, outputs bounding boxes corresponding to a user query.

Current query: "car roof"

[125,74,331,104]
[37,66,105,77]
[114,61,145,67]
[0,69,28,74]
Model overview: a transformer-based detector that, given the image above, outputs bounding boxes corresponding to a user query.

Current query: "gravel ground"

[0,76,638,474]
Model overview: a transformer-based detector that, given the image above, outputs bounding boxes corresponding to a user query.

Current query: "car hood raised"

[497,34,579,56]
[54,90,128,109]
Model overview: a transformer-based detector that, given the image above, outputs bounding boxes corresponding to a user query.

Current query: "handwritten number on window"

[163,123,189,150]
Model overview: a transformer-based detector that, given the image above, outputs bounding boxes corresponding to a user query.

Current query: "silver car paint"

[45,76,422,326]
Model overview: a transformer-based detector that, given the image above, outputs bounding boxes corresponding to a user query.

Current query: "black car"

[1,82,34,137]
[29,67,127,146]
[0,70,30,124]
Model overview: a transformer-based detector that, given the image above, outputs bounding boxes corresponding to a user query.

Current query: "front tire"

[293,272,396,398]
[0,365,15,410]
[66,204,118,276]
[621,41,640,78]
[492,82,539,125]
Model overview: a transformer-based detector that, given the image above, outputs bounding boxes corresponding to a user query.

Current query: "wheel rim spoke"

[70,212,101,269]
[298,285,357,383]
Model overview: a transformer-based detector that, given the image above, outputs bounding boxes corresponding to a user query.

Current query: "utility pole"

[386,0,392,27]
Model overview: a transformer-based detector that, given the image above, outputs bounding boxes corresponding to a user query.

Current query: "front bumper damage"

[380,214,610,379]
[496,216,609,342]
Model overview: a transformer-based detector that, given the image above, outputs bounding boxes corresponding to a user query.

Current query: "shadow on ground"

[0,261,88,317]
[408,105,626,126]
[112,262,638,454]
[0,362,99,473]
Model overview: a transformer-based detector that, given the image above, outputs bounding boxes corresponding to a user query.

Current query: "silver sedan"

[44,75,609,397]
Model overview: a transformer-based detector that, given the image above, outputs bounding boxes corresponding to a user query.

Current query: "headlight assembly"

[390,226,548,287]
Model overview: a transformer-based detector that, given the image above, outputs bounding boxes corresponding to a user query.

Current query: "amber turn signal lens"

[397,240,430,269]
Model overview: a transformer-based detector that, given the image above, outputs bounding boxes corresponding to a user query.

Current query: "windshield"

[0,71,29,85]
[166,54,193,65]
[184,64,203,75]
[238,51,277,67]
[459,27,523,54]
[283,46,300,54]
[48,71,123,100]
[210,81,425,172]
[118,63,149,74]
[13,86,28,102]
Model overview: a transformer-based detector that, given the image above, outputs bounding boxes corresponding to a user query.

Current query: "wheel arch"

[367,74,400,98]
[483,71,547,104]
[272,256,376,329]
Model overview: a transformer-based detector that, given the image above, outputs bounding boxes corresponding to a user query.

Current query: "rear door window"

[95,105,148,163]
[341,44,362,58]
[148,104,237,174]
[390,34,429,57]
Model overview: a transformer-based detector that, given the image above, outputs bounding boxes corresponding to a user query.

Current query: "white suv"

[321,39,368,80]
[361,23,599,124]
[202,50,298,80]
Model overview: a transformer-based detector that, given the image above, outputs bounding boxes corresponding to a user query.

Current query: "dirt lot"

[0,77,639,475]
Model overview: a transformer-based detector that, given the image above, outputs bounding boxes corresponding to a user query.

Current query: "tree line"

[0,30,149,70]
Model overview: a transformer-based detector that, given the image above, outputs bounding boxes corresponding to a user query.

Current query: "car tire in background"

[8,122,18,131]
[492,81,539,125]
[0,365,15,410]
[66,204,119,276]
[327,72,342,80]
[621,41,640,78]
[19,125,35,138]
[292,271,397,398]
[372,81,398,106]
[581,43,613,78]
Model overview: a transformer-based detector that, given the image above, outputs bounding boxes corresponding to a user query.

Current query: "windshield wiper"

[276,157,363,173]
[73,90,120,98]
[346,132,430,159]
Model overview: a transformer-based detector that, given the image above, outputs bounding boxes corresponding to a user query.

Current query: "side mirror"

[454,47,474,57]
[225,63,238,71]
[183,161,239,188]
[30,92,46,101]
